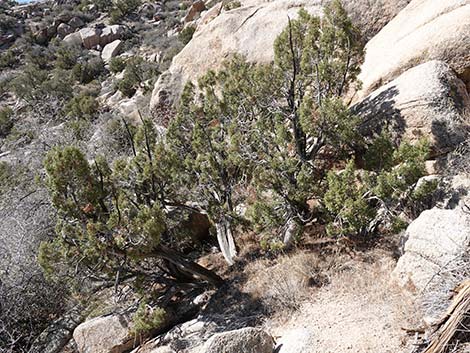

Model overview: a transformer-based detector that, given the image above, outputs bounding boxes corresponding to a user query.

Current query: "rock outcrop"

[354,0,470,101]
[73,314,134,353]
[79,27,101,49]
[353,61,470,155]
[275,328,314,353]
[150,0,323,110]
[393,204,470,293]
[102,40,123,62]
[202,327,274,353]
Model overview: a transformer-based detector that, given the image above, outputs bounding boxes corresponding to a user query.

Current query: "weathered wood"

[422,280,470,353]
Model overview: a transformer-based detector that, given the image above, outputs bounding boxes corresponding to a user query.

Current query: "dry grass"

[245,249,421,353]
[242,251,340,313]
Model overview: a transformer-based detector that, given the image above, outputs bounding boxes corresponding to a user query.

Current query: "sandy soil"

[265,254,420,353]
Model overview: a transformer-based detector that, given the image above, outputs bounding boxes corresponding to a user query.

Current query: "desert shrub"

[115,57,159,97]
[0,13,15,30]
[0,161,12,194]
[131,301,166,336]
[0,107,13,137]
[54,44,81,70]
[64,92,98,120]
[9,64,48,101]
[102,116,137,155]
[179,26,195,45]
[25,45,55,70]
[324,139,430,237]
[0,49,17,69]
[224,0,242,11]
[39,123,223,295]
[109,56,126,73]
[109,0,141,23]
[72,57,105,84]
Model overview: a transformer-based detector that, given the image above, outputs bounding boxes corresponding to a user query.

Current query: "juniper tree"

[39,121,224,293]
[246,1,364,245]
[324,137,430,237]
[165,62,260,264]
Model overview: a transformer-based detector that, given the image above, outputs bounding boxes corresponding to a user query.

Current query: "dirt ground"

[258,251,421,353]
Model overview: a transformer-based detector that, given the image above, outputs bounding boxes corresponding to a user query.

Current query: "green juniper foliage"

[243,1,364,244]
[324,138,430,237]
[40,123,224,291]
[131,300,166,336]
[40,1,431,295]
[166,62,256,264]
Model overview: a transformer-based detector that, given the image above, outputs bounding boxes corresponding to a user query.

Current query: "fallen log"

[422,280,470,353]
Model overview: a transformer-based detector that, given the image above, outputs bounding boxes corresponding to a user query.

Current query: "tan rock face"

[392,205,470,293]
[79,27,101,49]
[73,314,133,353]
[150,0,323,111]
[354,0,470,102]
[183,0,206,23]
[149,0,413,111]
[203,327,274,353]
[353,60,470,155]
[102,40,123,63]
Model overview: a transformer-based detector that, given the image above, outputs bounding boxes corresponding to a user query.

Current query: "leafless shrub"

[244,252,331,313]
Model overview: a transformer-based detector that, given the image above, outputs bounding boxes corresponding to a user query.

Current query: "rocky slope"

[0,1,469,353]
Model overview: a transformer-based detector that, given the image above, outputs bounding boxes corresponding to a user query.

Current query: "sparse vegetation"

[0,106,13,137]
[64,91,99,120]
[109,56,126,73]
[0,1,466,352]
[179,26,196,45]
[131,301,166,336]
[72,57,105,84]
[115,56,159,97]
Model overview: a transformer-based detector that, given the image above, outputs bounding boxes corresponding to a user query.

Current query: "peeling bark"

[215,218,237,266]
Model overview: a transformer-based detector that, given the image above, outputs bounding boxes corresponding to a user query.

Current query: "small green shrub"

[55,44,81,70]
[0,49,17,69]
[109,0,141,23]
[131,301,166,336]
[115,57,159,97]
[224,0,242,11]
[0,107,13,137]
[179,26,195,45]
[72,57,105,84]
[324,138,430,237]
[109,56,126,73]
[65,119,91,141]
[0,161,12,194]
[64,92,98,120]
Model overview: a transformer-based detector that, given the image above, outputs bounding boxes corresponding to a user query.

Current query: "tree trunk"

[282,218,301,248]
[215,218,237,266]
[154,244,224,287]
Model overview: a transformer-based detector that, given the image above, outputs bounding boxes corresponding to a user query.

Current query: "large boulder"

[393,205,470,293]
[79,27,101,49]
[341,0,411,40]
[275,328,314,353]
[102,40,123,63]
[354,0,470,101]
[202,327,273,353]
[57,23,73,38]
[182,0,206,23]
[100,25,126,47]
[150,0,413,111]
[73,314,134,353]
[63,31,82,46]
[150,0,323,111]
[353,60,470,155]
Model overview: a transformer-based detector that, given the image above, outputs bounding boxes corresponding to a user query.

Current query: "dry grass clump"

[242,251,348,314]
[267,252,420,353]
